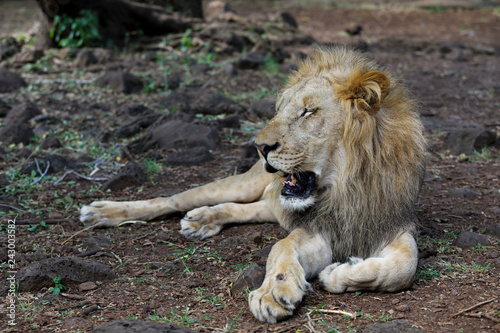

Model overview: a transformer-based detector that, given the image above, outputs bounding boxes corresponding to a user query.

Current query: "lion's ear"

[337,70,390,115]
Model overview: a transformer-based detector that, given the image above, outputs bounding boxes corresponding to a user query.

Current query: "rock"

[160,87,243,115]
[454,231,491,249]
[101,163,146,191]
[92,320,200,333]
[233,52,265,70]
[0,174,10,187]
[0,123,35,145]
[216,114,241,129]
[230,263,265,294]
[448,188,480,199]
[280,12,298,29]
[5,102,42,124]
[84,235,112,251]
[41,136,63,149]
[441,125,484,155]
[120,104,153,116]
[0,99,11,117]
[25,253,47,263]
[0,256,117,295]
[20,154,78,175]
[0,68,27,93]
[79,281,98,291]
[363,320,424,333]
[0,37,20,61]
[484,224,500,239]
[95,71,143,94]
[129,120,219,154]
[249,98,276,119]
[166,72,182,90]
[61,318,92,332]
[252,245,273,259]
[473,130,497,152]
[199,24,247,52]
[113,111,162,139]
[165,147,213,167]
[74,49,98,67]
[251,39,290,63]
[11,49,44,64]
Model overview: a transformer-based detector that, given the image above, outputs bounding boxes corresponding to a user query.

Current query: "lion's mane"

[272,46,426,262]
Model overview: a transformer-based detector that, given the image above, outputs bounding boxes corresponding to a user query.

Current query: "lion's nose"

[255,142,280,159]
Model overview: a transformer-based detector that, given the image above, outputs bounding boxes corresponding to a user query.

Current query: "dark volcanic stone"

[41,136,63,149]
[0,123,34,145]
[165,147,213,167]
[95,71,143,94]
[20,154,78,175]
[128,120,219,153]
[233,52,265,70]
[231,263,265,294]
[0,68,27,93]
[160,87,243,115]
[363,319,424,333]
[473,130,497,152]
[5,102,42,124]
[0,99,11,117]
[454,231,491,249]
[92,320,200,333]
[0,256,117,296]
[250,98,276,119]
[101,163,146,191]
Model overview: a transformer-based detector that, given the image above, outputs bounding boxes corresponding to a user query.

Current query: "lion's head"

[255,45,426,257]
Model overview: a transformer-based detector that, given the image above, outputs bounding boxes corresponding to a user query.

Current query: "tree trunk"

[34,0,199,48]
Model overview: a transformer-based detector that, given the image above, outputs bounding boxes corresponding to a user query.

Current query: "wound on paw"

[276,273,285,281]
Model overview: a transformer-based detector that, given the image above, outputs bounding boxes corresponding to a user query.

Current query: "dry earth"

[0,1,499,332]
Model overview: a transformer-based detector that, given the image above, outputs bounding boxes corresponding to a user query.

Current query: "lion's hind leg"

[180,200,277,239]
[319,232,418,293]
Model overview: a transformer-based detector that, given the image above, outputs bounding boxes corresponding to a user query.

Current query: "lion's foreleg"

[319,232,418,293]
[180,200,277,239]
[80,162,273,227]
[249,229,332,323]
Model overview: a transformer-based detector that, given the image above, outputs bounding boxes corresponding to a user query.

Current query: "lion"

[80,45,426,323]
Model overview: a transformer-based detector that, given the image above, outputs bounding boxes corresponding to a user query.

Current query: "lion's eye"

[300,107,318,117]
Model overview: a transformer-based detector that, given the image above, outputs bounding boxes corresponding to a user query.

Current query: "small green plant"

[50,10,102,48]
[180,28,193,52]
[49,276,66,294]
[416,265,440,281]
[27,221,48,232]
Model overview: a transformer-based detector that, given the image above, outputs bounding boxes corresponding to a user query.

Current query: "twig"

[2,219,70,226]
[484,313,500,323]
[452,298,496,317]
[61,221,112,245]
[308,308,356,319]
[60,293,86,300]
[0,203,26,212]
[54,169,108,185]
[31,160,50,185]
[306,312,317,333]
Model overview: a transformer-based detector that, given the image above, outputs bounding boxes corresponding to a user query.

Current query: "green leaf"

[27,224,38,232]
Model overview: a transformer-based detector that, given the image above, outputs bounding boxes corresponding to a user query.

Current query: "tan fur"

[80,45,426,324]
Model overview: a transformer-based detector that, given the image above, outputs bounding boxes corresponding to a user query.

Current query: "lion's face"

[255,76,344,211]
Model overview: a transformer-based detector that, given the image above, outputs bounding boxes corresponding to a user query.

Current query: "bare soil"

[1,1,499,332]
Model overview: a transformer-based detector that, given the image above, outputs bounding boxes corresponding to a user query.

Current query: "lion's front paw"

[248,273,309,323]
[319,257,364,293]
[179,206,223,239]
[80,201,129,227]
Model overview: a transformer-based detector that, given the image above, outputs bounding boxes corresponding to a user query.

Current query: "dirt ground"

[0,1,499,332]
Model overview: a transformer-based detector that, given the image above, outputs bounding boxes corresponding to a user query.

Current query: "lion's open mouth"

[279,171,316,199]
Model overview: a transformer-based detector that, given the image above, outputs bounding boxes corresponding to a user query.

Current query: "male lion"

[80,45,426,323]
